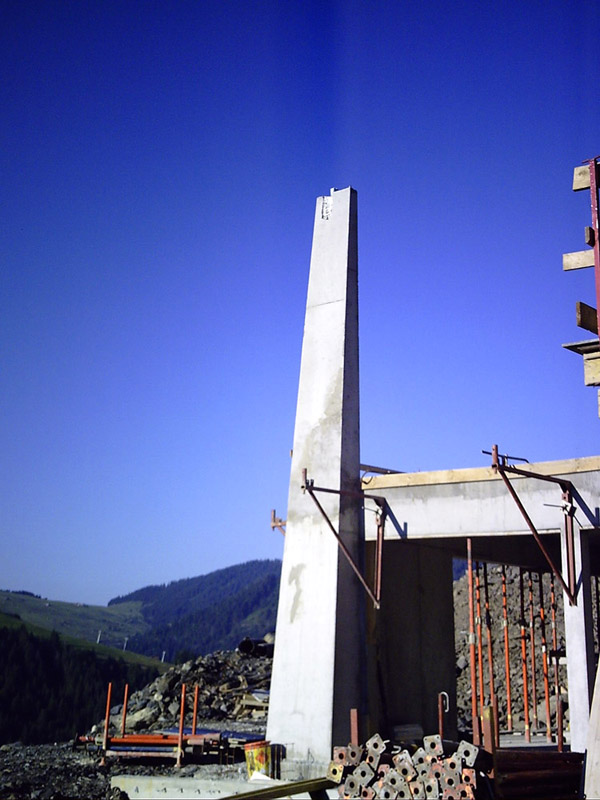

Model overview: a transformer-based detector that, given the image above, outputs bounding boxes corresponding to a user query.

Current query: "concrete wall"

[362,458,600,751]
[366,540,456,740]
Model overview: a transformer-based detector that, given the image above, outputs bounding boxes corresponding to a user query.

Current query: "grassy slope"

[0,590,148,649]
[0,609,168,672]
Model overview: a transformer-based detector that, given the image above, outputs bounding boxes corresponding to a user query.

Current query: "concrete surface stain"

[288,563,305,623]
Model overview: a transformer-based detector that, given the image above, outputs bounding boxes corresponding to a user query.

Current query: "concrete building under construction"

[266,166,600,794]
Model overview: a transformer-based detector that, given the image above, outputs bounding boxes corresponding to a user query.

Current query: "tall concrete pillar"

[561,522,595,752]
[266,187,364,769]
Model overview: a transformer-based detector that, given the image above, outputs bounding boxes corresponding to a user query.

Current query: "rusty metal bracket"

[270,509,286,536]
[489,445,577,605]
[301,468,389,609]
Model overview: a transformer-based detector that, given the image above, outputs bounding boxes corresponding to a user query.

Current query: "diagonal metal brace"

[490,445,577,605]
[301,468,387,609]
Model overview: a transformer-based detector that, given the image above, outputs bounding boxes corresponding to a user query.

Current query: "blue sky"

[1,0,599,604]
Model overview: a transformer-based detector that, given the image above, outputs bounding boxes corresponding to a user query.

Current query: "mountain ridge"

[1,559,282,661]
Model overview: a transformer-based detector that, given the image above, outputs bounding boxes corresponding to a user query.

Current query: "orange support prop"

[467,539,480,744]
[483,564,496,722]
[519,569,531,743]
[527,571,538,732]
[177,683,186,767]
[475,562,485,711]
[102,682,112,765]
[501,566,513,732]
[550,574,560,696]
[537,573,552,742]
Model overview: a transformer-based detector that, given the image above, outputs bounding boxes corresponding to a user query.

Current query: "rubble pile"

[98,648,271,736]
[327,733,490,800]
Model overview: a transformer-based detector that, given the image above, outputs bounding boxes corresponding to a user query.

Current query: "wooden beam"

[576,301,599,335]
[573,165,591,192]
[584,352,600,387]
[563,249,595,271]
[220,778,335,800]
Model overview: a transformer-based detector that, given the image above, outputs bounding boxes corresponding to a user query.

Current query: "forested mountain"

[109,559,281,662]
[0,625,157,745]
[1,560,282,661]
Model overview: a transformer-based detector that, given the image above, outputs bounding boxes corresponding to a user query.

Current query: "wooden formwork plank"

[563,249,595,270]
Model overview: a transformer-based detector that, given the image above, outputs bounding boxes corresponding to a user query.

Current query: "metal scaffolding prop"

[487,444,577,605]
[500,566,513,733]
[463,557,568,750]
[300,468,391,609]
[100,682,260,767]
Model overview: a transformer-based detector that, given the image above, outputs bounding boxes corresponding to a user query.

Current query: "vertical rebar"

[438,693,445,740]
[467,539,480,744]
[501,565,513,732]
[350,707,359,746]
[192,685,199,736]
[374,508,385,605]
[519,569,531,742]
[550,574,560,697]
[549,574,563,750]
[475,562,485,710]
[537,573,552,742]
[527,571,538,732]
[557,692,564,753]
[483,564,496,719]
[121,683,129,737]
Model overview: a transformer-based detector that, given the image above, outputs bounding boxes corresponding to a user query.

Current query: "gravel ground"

[0,743,112,800]
[0,733,256,800]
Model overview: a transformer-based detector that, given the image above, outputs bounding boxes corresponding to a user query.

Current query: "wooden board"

[576,301,599,335]
[573,165,591,192]
[563,249,595,270]
[584,352,600,387]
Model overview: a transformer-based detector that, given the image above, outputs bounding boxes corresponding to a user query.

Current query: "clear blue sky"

[1,0,599,604]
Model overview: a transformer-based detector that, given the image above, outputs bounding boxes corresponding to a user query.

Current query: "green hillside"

[1,559,282,664]
[0,610,167,672]
[0,590,148,650]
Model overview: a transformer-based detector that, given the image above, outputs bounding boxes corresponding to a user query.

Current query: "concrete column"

[266,187,364,769]
[561,521,595,752]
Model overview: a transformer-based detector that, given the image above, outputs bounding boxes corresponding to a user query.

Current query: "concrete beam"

[362,459,600,541]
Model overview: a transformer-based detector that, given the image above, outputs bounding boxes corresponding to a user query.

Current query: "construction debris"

[327,733,491,800]
[97,648,272,740]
